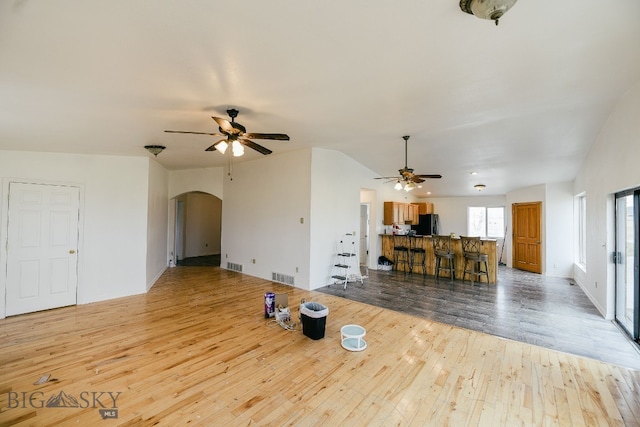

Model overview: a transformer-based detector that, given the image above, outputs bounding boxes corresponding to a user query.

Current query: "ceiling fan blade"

[205,139,227,152]
[244,132,290,141]
[415,174,442,179]
[212,117,234,134]
[411,176,426,183]
[241,138,273,155]
[164,130,220,136]
[374,176,400,180]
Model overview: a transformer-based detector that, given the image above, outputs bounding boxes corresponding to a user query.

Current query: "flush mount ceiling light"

[144,145,166,157]
[474,184,486,191]
[459,0,517,25]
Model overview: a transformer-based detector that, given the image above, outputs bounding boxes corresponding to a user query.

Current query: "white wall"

[418,195,507,237]
[573,79,640,319]
[221,149,312,288]
[545,182,574,278]
[0,151,150,318]
[146,159,169,289]
[169,167,223,200]
[309,149,375,288]
[218,147,385,290]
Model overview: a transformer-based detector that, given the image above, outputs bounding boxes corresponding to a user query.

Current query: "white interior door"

[359,203,369,265]
[6,182,80,316]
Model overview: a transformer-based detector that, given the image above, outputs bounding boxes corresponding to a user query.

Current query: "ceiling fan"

[375,135,442,191]
[164,108,289,156]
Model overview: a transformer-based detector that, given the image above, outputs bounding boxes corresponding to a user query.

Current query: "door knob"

[69,250,76,254]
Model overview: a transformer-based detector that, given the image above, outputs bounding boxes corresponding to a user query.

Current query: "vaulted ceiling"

[1,1,639,196]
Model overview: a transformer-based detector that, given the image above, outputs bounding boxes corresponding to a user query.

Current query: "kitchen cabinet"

[411,202,434,215]
[406,204,419,224]
[383,202,419,225]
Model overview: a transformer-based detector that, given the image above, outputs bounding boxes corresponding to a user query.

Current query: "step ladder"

[330,233,365,290]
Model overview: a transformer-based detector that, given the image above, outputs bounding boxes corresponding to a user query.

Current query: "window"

[467,206,504,238]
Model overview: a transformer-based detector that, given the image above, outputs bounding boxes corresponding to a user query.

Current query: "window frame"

[576,193,586,267]
[467,206,505,239]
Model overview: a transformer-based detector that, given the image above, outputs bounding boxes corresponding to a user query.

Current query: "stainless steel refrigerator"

[411,214,439,236]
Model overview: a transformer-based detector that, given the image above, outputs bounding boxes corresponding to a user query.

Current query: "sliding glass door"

[615,190,639,341]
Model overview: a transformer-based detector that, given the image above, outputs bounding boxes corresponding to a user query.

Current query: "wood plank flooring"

[1,267,640,426]
[318,267,640,371]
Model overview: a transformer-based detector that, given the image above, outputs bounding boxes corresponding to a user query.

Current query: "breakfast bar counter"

[380,234,497,283]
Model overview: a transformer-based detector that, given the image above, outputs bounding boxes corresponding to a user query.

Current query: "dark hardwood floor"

[316,266,640,370]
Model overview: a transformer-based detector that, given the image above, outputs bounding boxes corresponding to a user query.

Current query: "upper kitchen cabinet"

[383,202,419,225]
[411,202,434,215]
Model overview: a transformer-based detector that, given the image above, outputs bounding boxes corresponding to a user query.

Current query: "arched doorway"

[172,191,222,267]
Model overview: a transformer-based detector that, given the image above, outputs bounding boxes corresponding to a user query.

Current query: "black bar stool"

[393,234,410,272]
[460,236,489,285]
[432,235,455,282]
[409,236,427,275]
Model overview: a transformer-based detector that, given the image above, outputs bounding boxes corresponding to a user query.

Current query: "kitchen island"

[380,234,497,283]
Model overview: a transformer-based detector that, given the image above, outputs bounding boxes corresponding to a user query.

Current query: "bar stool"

[409,236,427,275]
[393,234,410,272]
[432,235,455,282]
[460,236,489,285]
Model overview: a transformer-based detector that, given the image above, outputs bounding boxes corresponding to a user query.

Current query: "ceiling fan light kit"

[474,184,486,191]
[459,0,517,25]
[374,135,441,192]
[215,140,228,154]
[232,140,244,157]
[164,108,289,179]
[164,108,289,157]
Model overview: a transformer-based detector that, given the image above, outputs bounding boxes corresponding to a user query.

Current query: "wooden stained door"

[6,182,80,316]
[512,202,542,273]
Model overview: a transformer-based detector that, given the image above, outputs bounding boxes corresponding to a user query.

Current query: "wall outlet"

[300,217,304,224]
[296,267,299,273]
[252,259,256,264]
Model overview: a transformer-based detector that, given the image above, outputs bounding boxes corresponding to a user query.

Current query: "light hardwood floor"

[1,267,640,426]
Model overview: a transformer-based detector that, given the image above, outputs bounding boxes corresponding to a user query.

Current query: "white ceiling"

[1,1,639,197]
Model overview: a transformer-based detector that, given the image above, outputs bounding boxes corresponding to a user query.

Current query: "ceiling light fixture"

[474,184,486,191]
[404,181,416,192]
[144,145,166,157]
[459,0,517,25]
[231,140,244,157]
[215,140,228,154]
